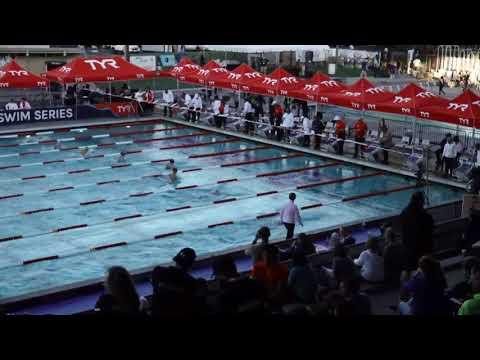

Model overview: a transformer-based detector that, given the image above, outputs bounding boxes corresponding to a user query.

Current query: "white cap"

[333,115,342,121]
[272,100,277,105]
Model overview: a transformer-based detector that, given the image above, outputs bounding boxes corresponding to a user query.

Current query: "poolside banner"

[0,106,74,126]
[95,102,139,117]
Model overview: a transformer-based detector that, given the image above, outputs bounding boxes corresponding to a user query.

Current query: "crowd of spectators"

[88,191,480,317]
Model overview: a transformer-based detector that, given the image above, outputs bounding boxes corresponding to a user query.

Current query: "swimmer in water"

[165,159,175,170]
[79,148,89,157]
[169,167,178,183]
[118,151,127,163]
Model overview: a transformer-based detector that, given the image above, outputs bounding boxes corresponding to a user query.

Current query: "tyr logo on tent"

[365,87,384,94]
[117,104,135,113]
[459,118,470,126]
[59,66,72,73]
[393,96,411,104]
[244,72,262,79]
[367,104,376,110]
[472,100,480,107]
[84,59,120,71]
[3,70,29,77]
[320,80,339,87]
[280,77,297,84]
[198,69,209,76]
[343,91,361,97]
[262,77,278,85]
[420,111,430,118]
[416,91,435,98]
[227,73,241,80]
[448,103,469,112]
[37,81,47,87]
[303,84,319,91]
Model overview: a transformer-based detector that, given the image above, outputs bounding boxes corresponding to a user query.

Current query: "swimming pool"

[0,119,463,303]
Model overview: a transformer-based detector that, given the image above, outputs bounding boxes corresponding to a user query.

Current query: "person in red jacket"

[353,118,368,158]
[334,116,346,155]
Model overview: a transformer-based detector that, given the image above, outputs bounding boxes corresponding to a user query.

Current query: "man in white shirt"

[354,237,384,283]
[212,95,222,128]
[301,116,312,147]
[279,192,303,240]
[162,89,174,117]
[183,93,193,121]
[5,99,18,110]
[242,97,255,135]
[281,108,294,142]
[442,136,457,177]
[18,98,31,110]
[192,93,202,123]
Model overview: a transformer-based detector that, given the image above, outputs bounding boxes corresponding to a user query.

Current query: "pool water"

[0,120,463,302]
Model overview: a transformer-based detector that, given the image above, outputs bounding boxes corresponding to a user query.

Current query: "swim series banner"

[0,104,129,126]
[0,106,75,126]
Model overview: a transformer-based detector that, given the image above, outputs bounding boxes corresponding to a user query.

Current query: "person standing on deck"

[442,136,457,177]
[279,193,304,240]
[353,117,368,159]
[212,95,222,128]
[162,89,174,117]
[334,115,346,155]
[183,93,193,121]
[192,93,203,123]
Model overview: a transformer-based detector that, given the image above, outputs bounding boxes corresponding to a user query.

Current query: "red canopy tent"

[181,60,223,85]
[0,60,49,88]
[374,83,449,117]
[169,57,201,80]
[417,89,480,128]
[289,71,346,102]
[240,68,303,96]
[223,63,262,91]
[45,56,155,84]
[320,78,395,111]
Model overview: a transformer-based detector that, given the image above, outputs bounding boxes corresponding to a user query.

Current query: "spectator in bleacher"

[290,233,316,257]
[383,227,407,286]
[95,266,146,314]
[458,263,480,315]
[339,278,372,315]
[252,245,289,304]
[5,98,18,110]
[435,133,451,172]
[322,244,358,288]
[18,97,31,109]
[449,257,480,302]
[334,115,346,155]
[311,112,325,150]
[398,256,450,315]
[400,191,434,273]
[212,254,239,281]
[354,237,385,283]
[288,251,318,304]
[353,117,368,159]
[442,135,457,177]
[246,226,271,264]
[462,209,480,251]
[279,192,303,240]
[150,248,204,318]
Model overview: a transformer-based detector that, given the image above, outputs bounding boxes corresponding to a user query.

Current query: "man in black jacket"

[311,112,325,150]
[400,192,434,272]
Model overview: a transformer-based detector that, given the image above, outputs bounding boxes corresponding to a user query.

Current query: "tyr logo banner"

[84,59,120,71]
[227,73,241,80]
[343,91,361,97]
